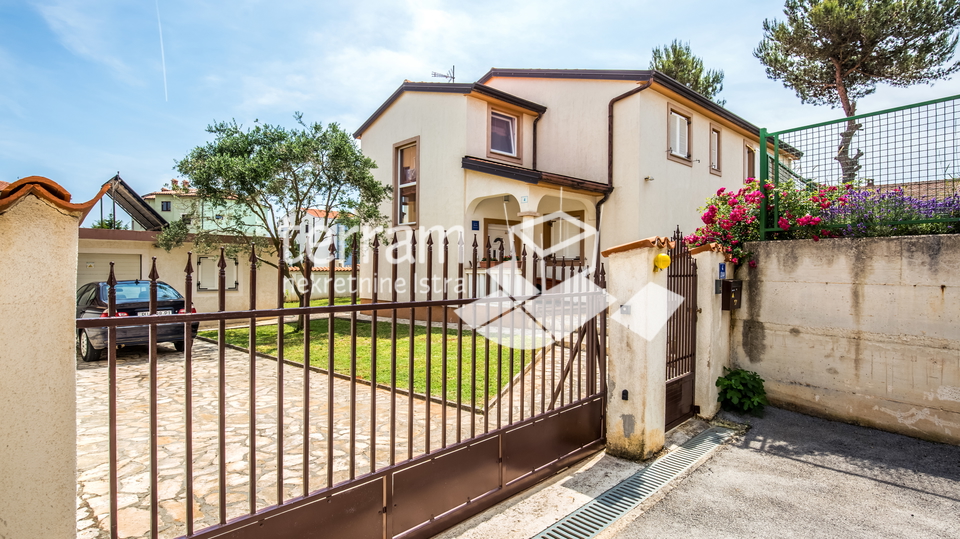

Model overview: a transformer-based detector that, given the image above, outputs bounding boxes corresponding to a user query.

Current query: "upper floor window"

[667,106,692,165]
[161,201,172,211]
[396,140,418,225]
[490,111,518,157]
[710,124,722,176]
[745,145,756,180]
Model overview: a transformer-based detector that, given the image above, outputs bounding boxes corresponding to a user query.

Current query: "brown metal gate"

[665,228,698,431]
[76,231,607,539]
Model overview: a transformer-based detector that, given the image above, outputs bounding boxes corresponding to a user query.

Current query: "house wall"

[731,236,960,445]
[483,77,637,182]
[78,231,279,320]
[464,96,536,169]
[607,88,760,246]
[358,91,468,300]
[132,192,266,234]
[284,271,354,301]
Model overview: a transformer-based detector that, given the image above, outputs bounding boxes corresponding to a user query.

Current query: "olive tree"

[171,113,391,326]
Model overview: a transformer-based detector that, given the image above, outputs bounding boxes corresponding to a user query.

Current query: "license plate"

[138,310,172,317]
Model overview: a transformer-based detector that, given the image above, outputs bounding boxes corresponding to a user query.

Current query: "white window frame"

[196,256,239,291]
[490,111,518,157]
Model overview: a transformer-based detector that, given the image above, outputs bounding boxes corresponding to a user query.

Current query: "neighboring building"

[354,69,772,265]
[133,179,266,235]
[305,209,354,268]
[0,181,10,190]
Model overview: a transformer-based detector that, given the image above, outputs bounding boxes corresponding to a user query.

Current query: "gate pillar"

[0,178,99,539]
[690,246,732,419]
[600,237,672,460]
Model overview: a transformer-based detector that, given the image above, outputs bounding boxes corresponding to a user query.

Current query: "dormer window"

[490,111,517,156]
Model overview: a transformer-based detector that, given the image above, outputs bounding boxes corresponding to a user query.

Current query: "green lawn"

[199,316,539,402]
[282,297,353,308]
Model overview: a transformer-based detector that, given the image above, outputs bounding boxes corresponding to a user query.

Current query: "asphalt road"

[610,407,960,539]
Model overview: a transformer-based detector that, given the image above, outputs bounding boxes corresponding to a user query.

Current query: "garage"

[77,253,142,287]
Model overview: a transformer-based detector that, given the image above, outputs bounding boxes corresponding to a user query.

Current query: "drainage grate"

[532,427,734,539]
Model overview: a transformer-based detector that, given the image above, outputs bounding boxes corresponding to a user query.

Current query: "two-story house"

[353,69,769,300]
[133,179,266,235]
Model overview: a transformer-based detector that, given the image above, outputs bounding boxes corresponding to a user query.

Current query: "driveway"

[607,407,960,539]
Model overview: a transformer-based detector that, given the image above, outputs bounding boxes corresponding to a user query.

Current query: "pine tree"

[650,40,725,106]
[756,0,960,182]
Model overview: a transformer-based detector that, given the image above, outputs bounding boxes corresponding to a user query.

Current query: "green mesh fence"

[759,95,960,240]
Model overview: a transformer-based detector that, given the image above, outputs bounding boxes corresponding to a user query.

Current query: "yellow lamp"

[653,253,671,272]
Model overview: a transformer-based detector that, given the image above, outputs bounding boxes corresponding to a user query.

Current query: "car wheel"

[174,340,186,352]
[78,331,103,362]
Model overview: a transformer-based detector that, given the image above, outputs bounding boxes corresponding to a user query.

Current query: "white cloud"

[34,0,139,83]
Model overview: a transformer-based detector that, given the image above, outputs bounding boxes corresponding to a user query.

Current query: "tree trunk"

[833,64,863,184]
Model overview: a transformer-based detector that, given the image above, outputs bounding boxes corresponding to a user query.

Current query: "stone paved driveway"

[76,335,585,538]
[76,340,470,539]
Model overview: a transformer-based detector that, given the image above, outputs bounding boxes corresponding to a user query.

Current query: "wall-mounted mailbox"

[721,279,742,311]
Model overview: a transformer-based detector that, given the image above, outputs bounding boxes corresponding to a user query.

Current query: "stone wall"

[732,235,960,445]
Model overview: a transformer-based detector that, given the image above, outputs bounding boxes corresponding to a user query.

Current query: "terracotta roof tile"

[311,266,354,272]
[600,236,674,258]
[0,176,107,221]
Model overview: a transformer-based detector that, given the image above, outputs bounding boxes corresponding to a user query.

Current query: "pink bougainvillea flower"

[748,259,757,269]
[777,217,791,230]
[728,198,739,206]
[717,187,726,195]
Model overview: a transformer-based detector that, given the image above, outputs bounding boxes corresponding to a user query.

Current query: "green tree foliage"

[755,0,960,181]
[650,39,725,105]
[90,213,128,230]
[173,113,391,326]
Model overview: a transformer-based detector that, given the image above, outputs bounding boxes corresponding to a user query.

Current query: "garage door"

[77,254,142,288]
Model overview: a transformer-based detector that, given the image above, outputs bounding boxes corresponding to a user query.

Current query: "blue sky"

[4,0,960,211]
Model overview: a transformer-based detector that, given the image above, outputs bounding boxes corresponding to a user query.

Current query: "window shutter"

[677,113,689,157]
[711,130,719,169]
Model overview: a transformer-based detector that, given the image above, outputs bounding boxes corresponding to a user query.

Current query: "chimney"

[182,180,190,189]
[171,179,179,188]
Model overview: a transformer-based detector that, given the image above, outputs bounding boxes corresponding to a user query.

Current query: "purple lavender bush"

[819,187,960,237]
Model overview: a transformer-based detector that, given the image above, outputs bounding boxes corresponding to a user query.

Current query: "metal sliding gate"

[76,231,607,539]
[664,228,698,431]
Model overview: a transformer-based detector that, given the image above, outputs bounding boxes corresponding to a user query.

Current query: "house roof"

[306,209,340,219]
[478,68,761,137]
[353,82,547,138]
[461,156,612,195]
[0,181,9,190]
[311,266,354,272]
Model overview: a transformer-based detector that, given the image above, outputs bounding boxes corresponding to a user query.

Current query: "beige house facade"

[354,70,765,292]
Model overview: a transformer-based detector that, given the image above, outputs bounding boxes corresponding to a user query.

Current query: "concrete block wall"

[732,235,960,445]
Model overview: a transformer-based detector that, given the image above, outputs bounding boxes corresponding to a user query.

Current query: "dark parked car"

[76,280,199,362]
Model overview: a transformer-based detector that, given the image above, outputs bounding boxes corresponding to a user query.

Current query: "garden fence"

[760,94,960,240]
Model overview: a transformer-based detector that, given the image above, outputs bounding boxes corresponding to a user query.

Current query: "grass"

[199,315,538,402]
[282,297,354,308]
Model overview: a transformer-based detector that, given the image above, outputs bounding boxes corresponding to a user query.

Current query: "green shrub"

[716,367,768,414]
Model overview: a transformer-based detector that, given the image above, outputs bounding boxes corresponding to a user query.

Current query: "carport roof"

[92,175,169,231]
